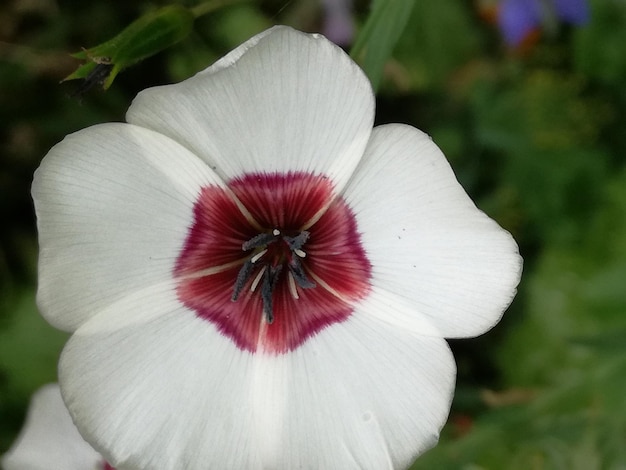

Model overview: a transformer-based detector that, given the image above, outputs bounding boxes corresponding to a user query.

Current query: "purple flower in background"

[321,0,354,45]
[498,0,589,46]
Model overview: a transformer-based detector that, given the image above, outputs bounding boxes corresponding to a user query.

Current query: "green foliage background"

[1,0,625,468]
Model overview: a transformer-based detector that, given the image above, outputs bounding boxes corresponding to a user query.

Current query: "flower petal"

[1,384,102,470]
[343,124,522,338]
[59,294,263,469]
[126,26,374,192]
[32,123,224,331]
[59,288,454,469]
[274,316,455,469]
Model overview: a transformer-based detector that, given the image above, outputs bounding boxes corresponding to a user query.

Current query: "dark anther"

[283,231,310,251]
[232,229,316,323]
[288,257,316,289]
[231,259,255,301]
[242,232,279,251]
[261,265,283,324]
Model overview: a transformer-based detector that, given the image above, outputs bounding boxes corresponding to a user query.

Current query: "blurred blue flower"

[498,0,589,46]
[321,0,354,45]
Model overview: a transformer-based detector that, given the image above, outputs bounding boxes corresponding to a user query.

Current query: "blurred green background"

[1,0,625,468]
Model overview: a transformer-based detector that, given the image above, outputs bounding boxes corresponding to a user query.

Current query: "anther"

[261,265,283,323]
[232,229,316,323]
[242,232,278,251]
[284,231,310,251]
[289,257,316,289]
[231,259,254,301]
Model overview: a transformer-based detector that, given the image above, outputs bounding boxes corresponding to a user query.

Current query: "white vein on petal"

[70,279,181,336]
[354,286,444,338]
[33,122,271,332]
[127,26,374,196]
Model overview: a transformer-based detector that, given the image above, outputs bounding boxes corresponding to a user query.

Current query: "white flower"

[32,26,522,470]
[1,384,112,470]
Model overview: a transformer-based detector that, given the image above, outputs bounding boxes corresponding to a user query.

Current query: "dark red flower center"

[174,172,371,354]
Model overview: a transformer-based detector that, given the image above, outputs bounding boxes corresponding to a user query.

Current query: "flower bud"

[64,5,194,91]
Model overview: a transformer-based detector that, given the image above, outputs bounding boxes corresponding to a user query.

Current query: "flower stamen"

[231,259,254,301]
[242,232,278,251]
[250,265,266,293]
[287,271,299,300]
[261,265,283,323]
[288,257,316,289]
[283,231,310,251]
[250,249,268,264]
[232,229,317,323]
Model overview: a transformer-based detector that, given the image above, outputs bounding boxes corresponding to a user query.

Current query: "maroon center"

[174,172,371,354]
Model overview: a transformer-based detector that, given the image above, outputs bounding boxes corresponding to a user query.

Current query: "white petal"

[1,384,102,470]
[353,285,443,337]
[275,315,455,469]
[59,293,264,470]
[343,124,522,338]
[126,26,374,192]
[59,288,454,470]
[32,123,223,332]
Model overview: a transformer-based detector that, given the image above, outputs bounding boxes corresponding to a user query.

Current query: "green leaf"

[64,5,195,90]
[350,0,416,91]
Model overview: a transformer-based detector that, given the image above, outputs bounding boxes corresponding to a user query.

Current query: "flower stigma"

[231,229,316,323]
